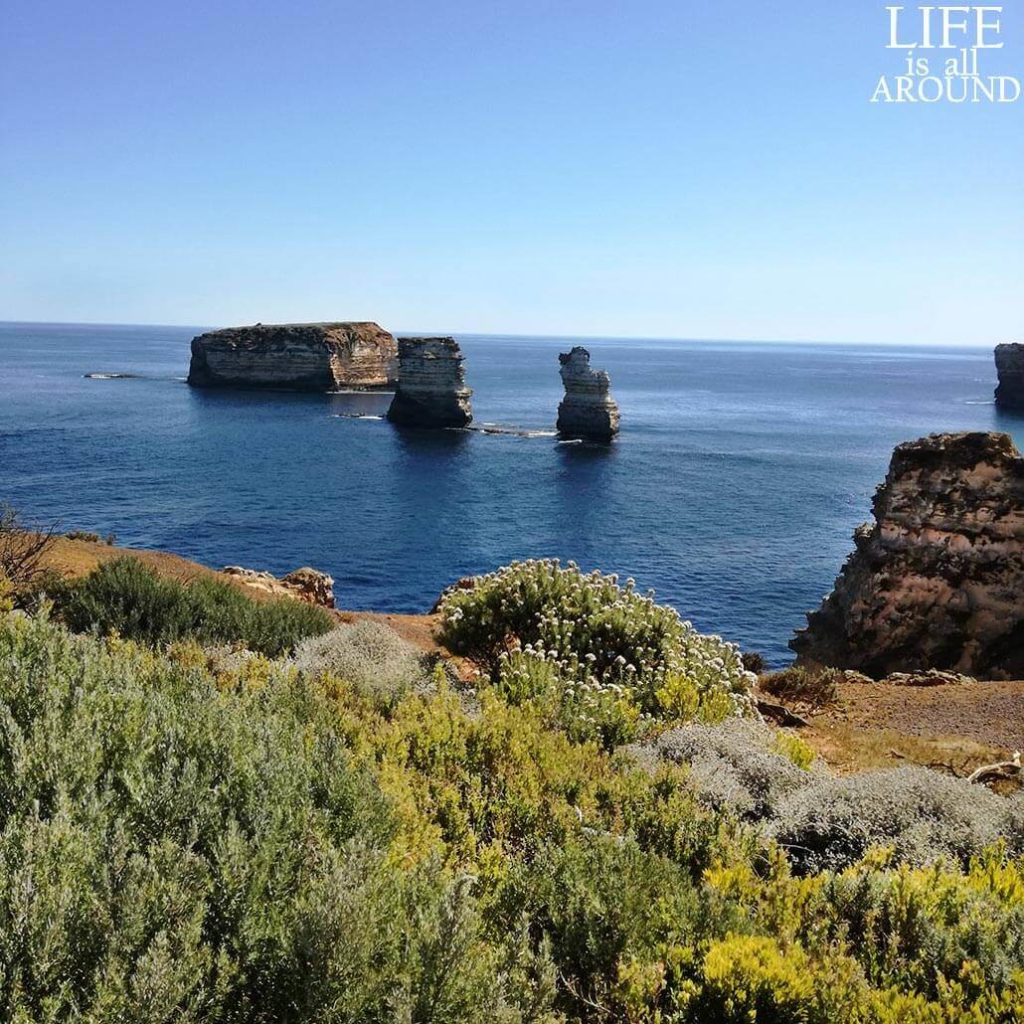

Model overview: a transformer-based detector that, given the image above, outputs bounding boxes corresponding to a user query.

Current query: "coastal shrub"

[0,612,548,1024]
[771,766,1018,873]
[814,852,1024,1004]
[5,610,1024,1020]
[760,665,841,708]
[62,528,114,544]
[291,619,430,704]
[57,556,333,656]
[437,559,754,744]
[740,651,767,674]
[649,719,815,819]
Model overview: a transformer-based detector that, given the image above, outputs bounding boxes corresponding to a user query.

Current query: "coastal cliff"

[386,337,473,428]
[791,431,1024,679]
[187,322,397,391]
[995,343,1024,410]
[556,347,620,441]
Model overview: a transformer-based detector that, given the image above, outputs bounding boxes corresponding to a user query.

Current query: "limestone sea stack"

[995,343,1024,410]
[556,347,620,441]
[386,337,473,428]
[187,322,397,391]
[791,432,1024,679]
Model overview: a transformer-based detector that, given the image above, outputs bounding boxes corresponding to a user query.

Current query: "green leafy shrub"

[58,556,333,656]
[437,560,754,745]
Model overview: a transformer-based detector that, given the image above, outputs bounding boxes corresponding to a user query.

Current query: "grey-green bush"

[290,619,430,703]
[771,765,1023,872]
[648,718,815,819]
[0,612,524,1023]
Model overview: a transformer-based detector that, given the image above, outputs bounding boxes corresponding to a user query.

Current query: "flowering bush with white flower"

[437,559,755,745]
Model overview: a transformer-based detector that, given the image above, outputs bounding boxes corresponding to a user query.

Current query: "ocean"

[1,321,1020,666]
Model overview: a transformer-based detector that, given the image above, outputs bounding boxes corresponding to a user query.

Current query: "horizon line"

[0,318,1009,350]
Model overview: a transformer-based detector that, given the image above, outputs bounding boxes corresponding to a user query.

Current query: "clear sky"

[1,0,1021,343]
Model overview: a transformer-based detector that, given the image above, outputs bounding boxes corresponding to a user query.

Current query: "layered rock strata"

[222,565,335,608]
[556,347,620,441]
[188,322,397,391]
[791,432,1024,679]
[995,343,1024,410]
[386,337,473,428]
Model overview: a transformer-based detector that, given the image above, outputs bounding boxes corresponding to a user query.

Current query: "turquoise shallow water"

[1,322,1020,666]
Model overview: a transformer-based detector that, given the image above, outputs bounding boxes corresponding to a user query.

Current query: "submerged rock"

[995,343,1024,410]
[188,322,397,391]
[556,347,620,441]
[791,431,1024,679]
[222,565,335,608]
[386,337,473,428]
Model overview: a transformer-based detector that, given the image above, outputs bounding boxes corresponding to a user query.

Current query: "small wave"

[471,423,555,438]
[332,413,383,420]
[84,372,141,380]
[964,399,995,406]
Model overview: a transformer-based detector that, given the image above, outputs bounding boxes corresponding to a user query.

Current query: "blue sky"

[1,0,1021,343]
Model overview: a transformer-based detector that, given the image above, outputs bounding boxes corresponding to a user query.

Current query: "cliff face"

[995,344,1024,410]
[187,322,397,391]
[791,432,1024,679]
[386,337,473,428]
[556,347,620,441]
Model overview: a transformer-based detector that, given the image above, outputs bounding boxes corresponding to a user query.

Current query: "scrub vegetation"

[2,548,1023,1022]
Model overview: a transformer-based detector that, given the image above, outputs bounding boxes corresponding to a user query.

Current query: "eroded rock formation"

[188,322,397,391]
[791,432,1024,679]
[556,347,620,441]
[386,337,473,428]
[995,343,1024,410]
[222,565,335,608]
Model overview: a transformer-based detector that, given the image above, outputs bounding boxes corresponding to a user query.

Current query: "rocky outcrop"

[995,343,1024,410]
[791,432,1024,679]
[188,322,397,391]
[386,337,472,428]
[556,347,620,441]
[222,565,335,608]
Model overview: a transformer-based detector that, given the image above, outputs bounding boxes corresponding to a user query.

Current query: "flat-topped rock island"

[187,322,397,391]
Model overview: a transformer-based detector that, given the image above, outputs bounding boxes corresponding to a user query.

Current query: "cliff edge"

[791,431,1024,679]
[995,343,1024,411]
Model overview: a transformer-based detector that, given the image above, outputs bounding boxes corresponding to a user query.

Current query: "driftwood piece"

[967,753,1022,786]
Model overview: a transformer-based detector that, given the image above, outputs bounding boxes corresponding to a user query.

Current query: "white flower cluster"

[439,560,756,733]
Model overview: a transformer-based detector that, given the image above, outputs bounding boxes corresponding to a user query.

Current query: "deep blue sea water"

[1,321,1021,666]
